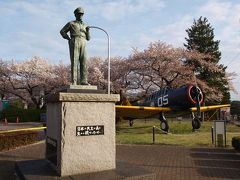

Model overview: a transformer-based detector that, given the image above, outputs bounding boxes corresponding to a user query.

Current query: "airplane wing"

[116,104,231,119]
[190,104,230,112]
[115,105,171,119]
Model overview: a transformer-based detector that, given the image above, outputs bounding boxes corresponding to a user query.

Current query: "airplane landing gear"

[192,112,201,130]
[129,119,134,126]
[159,112,169,132]
[192,118,201,130]
[160,121,169,132]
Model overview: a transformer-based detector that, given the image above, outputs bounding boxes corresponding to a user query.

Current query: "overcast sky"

[0,0,240,100]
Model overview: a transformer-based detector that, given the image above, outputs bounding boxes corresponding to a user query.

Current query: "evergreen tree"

[184,17,230,104]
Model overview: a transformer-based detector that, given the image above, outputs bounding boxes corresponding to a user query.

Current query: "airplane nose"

[188,85,203,105]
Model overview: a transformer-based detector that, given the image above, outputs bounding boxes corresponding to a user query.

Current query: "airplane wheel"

[129,120,134,126]
[192,118,201,130]
[160,121,169,132]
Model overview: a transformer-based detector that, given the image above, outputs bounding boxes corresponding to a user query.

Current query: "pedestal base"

[45,93,119,176]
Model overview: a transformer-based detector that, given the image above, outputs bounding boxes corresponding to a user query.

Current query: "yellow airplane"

[116,85,230,132]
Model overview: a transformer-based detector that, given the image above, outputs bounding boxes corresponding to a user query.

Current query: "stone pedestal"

[45,93,119,176]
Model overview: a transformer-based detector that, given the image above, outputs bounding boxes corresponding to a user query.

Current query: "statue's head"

[74,7,84,15]
[74,7,84,20]
[74,7,84,14]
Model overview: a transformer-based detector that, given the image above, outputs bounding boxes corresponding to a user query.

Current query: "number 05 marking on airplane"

[158,95,168,107]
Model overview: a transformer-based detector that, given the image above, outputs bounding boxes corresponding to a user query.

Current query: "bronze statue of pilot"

[60,7,90,85]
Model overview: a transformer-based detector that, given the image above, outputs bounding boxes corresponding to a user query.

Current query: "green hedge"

[0,106,46,122]
[232,136,240,151]
[0,131,39,151]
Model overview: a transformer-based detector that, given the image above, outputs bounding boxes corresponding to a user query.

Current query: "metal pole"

[214,121,216,147]
[211,126,214,144]
[224,121,227,147]
[153,126,155,144]
[88,26,111,94]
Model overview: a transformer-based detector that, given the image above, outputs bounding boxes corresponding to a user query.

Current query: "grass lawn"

[116,119,240,148]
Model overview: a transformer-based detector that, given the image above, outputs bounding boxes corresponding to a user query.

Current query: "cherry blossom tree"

[0,57,71,108]
[0,41,235,107]
[87,57,107,89]
[0,59,14,100]
[88,56,132,94]
[102,41,235,102]
[129,42,235,102]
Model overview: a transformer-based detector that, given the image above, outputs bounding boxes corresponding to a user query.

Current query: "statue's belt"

[71,35,86,39]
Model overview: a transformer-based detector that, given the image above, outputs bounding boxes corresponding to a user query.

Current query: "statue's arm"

[86,26,90,41]
[60,23,71,40]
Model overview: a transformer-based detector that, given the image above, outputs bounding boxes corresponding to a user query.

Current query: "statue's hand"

[86,26,90,31]
[62,34,71,41]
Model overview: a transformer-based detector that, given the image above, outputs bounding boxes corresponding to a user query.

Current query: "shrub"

[232,136,240,151]
[0,105,46,122]
[0,130,39,151]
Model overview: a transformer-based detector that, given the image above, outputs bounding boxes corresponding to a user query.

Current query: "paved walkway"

[1,142,240,179]
[117,145,240,180]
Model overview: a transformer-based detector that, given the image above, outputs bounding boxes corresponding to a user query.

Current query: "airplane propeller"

[196,87,202,120]
[192,71,202,130]
[192,87,201,129]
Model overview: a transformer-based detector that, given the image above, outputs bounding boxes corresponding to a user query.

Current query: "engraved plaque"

[76,125,104,136]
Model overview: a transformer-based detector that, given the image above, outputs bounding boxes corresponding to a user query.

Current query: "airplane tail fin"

[119,90,132,106]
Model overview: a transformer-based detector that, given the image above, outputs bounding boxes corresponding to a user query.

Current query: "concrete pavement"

[1,141,240,179]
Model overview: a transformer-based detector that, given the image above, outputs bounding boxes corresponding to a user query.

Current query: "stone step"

[15,160,155,180]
